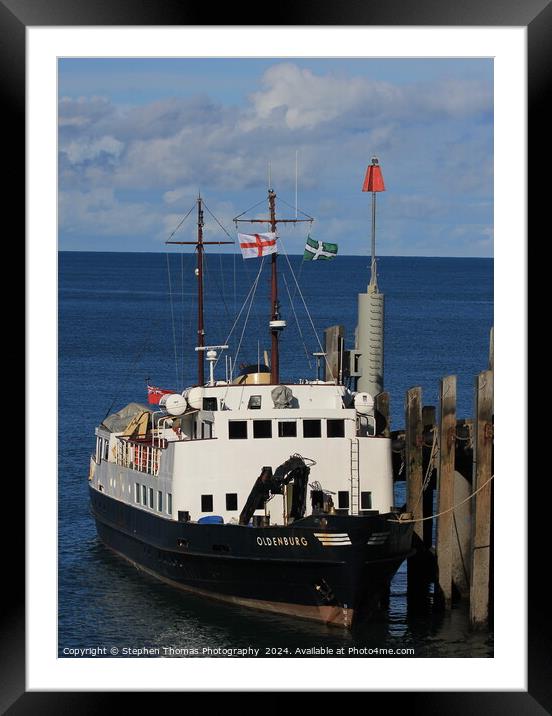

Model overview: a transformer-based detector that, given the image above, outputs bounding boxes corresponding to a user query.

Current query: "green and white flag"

[303,236,338,261]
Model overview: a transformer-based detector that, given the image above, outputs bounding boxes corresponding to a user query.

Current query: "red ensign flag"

[147,385,174,405]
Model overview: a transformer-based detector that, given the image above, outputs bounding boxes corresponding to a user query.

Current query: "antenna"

[295,150,298,219]
[195,345,229,386]
[268,160,272,191]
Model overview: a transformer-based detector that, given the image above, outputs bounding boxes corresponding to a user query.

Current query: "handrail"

[123,434,219,446]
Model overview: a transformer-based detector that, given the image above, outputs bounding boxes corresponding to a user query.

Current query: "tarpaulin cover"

[271,385,293,408]
[102,403,153,433]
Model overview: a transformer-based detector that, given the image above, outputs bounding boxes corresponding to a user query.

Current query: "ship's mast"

[268,190,280,384]
[166,194,232,386]
[197,197,205,384]
[235,187,313,384]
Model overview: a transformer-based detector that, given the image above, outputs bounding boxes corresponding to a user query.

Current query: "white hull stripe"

[314,532,352,546]
[315,537,351,542]
[367,532,389,544]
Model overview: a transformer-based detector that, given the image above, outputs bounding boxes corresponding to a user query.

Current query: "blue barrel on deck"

[198,515,224,524]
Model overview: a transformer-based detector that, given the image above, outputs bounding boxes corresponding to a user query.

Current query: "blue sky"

[58,58,493,257]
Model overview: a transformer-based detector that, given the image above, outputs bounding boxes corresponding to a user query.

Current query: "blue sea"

[59,252,493,658]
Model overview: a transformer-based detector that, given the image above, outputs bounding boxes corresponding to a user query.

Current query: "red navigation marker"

[362,157,385,192]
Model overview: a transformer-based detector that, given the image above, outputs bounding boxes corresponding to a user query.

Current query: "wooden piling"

[469,369,493,628]
[324,325,344,382]
[421,406,436,550]
[435,375,457,609]
[422,405,436,431]
[405,387,423,539]
[375,391,390,437]
[405,387,433,607]
[451,470,472,598]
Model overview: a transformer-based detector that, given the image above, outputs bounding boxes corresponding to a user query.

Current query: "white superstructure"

[89,380,394,525]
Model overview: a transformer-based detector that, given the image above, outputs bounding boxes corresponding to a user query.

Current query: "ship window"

[103,439,109,460]
[278,421,297,437]
[203,397,218,411]
[157,491,163,512]
[96,437,101,462]
[303,419,322,438]
[167,493,173,515]
[338,491,350,509]
[135,483,140,504]
[229,421,248,439]
[327,419,345,438]
[226,493,238,511]
[361,492,372,509]
[142,485,147,506]
[247,395,262,409]
[201,494,213,512]
[253,420,272,438]
[149,487,154,509]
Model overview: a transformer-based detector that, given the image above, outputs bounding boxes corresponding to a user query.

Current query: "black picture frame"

[12,0,543,710]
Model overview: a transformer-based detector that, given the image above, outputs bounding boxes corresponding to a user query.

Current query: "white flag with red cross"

[238,232,277,259]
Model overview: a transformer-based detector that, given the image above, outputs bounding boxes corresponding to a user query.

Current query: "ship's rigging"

[166,194,233,386]
[232,187,314,384]
[164,188,323,389]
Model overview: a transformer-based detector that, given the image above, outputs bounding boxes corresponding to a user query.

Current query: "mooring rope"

[389,474,494,524]
[413,427,439,510]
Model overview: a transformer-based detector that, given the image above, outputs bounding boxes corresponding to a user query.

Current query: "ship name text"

[256,536,309,547]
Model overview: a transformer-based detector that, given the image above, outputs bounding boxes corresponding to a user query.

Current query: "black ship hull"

[90,486,413,628]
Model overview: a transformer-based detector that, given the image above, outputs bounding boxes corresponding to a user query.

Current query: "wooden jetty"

[391,327,494,628]
[323,324,494,628]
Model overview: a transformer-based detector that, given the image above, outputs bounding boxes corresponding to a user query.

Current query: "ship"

[88,159,414,628]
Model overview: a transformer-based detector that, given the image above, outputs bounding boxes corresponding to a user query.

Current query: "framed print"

[11,0,545,709]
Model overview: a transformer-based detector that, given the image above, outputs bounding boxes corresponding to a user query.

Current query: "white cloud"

[163,187,193,205]
[58,62,493,256]
[59,96,115,129]
[63,135,124,164]
[60,187,162,238]
[243,64,491,132]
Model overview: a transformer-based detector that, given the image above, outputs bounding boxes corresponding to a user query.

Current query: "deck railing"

[115,438,162,476]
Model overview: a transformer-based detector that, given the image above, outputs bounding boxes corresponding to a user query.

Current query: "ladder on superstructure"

[350,438,360,515]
